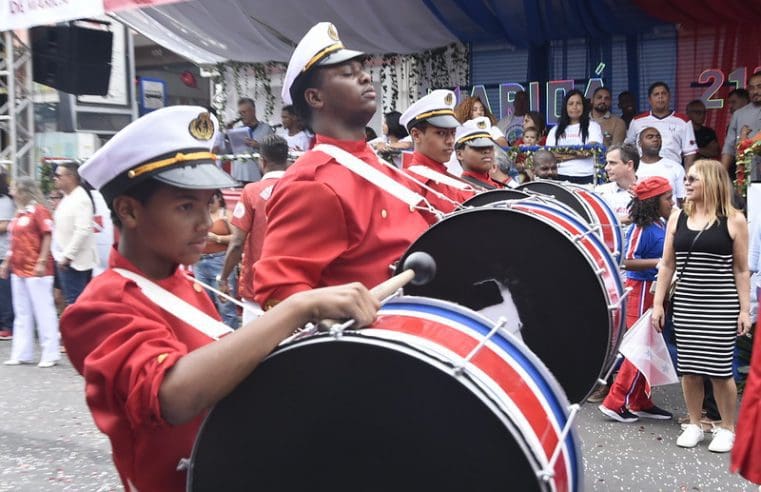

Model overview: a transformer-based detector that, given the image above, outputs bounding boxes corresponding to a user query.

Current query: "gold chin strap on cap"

[413,108,456,122]
[303,42,345,73]
[127,151,217,179]
[457,132,493,145]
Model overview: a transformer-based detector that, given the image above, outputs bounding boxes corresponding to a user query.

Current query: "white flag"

[619,308,679,387]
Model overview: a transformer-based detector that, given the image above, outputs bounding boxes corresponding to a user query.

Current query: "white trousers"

[10,274,60,363]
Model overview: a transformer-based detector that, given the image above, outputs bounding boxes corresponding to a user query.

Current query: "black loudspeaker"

[31,25,113,96]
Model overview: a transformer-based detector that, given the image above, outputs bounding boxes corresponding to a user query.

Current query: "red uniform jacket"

[404,151,474,215]
[253,135,429,306]
[460,170,506,190]
[61,248,219,492]
[732,313,761,484]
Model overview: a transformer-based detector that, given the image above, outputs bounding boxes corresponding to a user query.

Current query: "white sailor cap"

[400,89,460,131]
[282,22,365,105]
[455,117,496,148]
[80,105,237,202]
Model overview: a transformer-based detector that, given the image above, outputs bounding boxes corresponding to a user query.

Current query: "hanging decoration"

[736,133,761,198]
[212,42,468,121]
[507,144,609,184]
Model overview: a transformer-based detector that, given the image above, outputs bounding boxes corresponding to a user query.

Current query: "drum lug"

[453,317,507,376]
[536,403,581,483]
[607,286,633,311]
[572,225,601,243]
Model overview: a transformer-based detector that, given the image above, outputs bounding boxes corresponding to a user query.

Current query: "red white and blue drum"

[398,203,625,403]
[188,296,583,492]
[517,181,624,264]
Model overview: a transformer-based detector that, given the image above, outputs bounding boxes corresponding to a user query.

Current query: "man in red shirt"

[219,134,288,323]
[400,89,475,213]
[60,105,378,491]
[456,116,511,189]
[253,22,430,309]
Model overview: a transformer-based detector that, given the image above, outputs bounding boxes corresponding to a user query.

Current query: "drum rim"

[462,189,531,207]
[379,296,583,490]
[505,202,623,296]
[187,330,571,492]
[569,186,625,263]
[517,181,597,224]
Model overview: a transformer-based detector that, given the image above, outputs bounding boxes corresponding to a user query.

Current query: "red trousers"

[603,278,655,411]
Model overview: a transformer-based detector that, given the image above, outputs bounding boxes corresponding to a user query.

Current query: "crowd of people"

[0,20,760,491]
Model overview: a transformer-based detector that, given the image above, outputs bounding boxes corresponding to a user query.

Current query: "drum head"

[398,207,612,403]
[518,182,593,223]
[463,189,530,207]
[188,338,541,491]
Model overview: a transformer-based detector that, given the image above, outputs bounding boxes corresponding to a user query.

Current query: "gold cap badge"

[444,93,454,105]
[188,112,214,141]
[477,120,487,129]
[327,23,339,42]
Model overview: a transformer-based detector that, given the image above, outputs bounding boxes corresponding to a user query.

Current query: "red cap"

[633,176,672,200]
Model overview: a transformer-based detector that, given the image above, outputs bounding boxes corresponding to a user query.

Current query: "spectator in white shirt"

[625,81,697,169]
[636,127,686,207]
[51,163,98,305]
[546,89,603,184]
[277,105,312,152]
[596,143,639,224]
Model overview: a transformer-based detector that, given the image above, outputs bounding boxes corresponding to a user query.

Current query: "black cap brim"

[153,162,239,190]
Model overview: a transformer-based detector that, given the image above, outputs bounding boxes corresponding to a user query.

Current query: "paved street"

[0,341,756,491]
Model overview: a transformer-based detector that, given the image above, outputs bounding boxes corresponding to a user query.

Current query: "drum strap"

[313,144,425,208]
[113,268,234,341]
[407,165,474,191]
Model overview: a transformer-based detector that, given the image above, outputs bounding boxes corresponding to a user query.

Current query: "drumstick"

[318,251,436,331]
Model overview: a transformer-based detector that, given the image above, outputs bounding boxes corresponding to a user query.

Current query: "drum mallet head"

[403,251,436,286]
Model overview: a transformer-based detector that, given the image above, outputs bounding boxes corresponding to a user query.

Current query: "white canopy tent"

[111,0,459,64]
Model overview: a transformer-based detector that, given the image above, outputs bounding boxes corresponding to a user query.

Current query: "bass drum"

[397,204,625,403]
[188,297,582,492]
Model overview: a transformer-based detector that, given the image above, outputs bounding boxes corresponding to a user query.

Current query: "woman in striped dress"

[651,160,751,453]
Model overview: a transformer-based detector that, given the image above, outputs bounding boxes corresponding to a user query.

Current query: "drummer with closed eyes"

[400,89,475,214]
[59,106,379,492]
[456,117,516,189]
[253,22,430,310]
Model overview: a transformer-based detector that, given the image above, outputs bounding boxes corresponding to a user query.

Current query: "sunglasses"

[685,175,700,184]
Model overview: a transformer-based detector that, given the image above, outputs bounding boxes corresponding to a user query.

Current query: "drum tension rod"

[572,225,602,243]
[537,403,581,482]
[607,286,633,312]
[453,317,507,376]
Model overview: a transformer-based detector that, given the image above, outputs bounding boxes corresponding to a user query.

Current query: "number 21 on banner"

[700,66,761,109]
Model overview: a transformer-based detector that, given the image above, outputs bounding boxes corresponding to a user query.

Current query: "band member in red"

[456,117,514,189]
[60,105,379,491]
[400,89,475,213]
[253,22,429,309]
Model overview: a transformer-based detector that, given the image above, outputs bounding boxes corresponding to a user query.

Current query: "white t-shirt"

[595,182,633,219]
[636,158,686,202]
[546,121,603,177]
[276,128,312,152]
[625,111,697,164]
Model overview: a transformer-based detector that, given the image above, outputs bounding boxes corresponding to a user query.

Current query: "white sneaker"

[37,360,57,368]
[708,428,735,453]
[3,359,21,366]
[677,424,705,448]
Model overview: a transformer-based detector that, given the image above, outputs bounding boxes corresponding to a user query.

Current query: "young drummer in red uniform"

[253,22,430,309]
[400,89,475,212]
[455,116,512,190]
[60,106,378,492]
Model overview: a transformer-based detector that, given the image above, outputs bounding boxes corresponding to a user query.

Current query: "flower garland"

[506,144,608,183]
[735,133,761,197]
